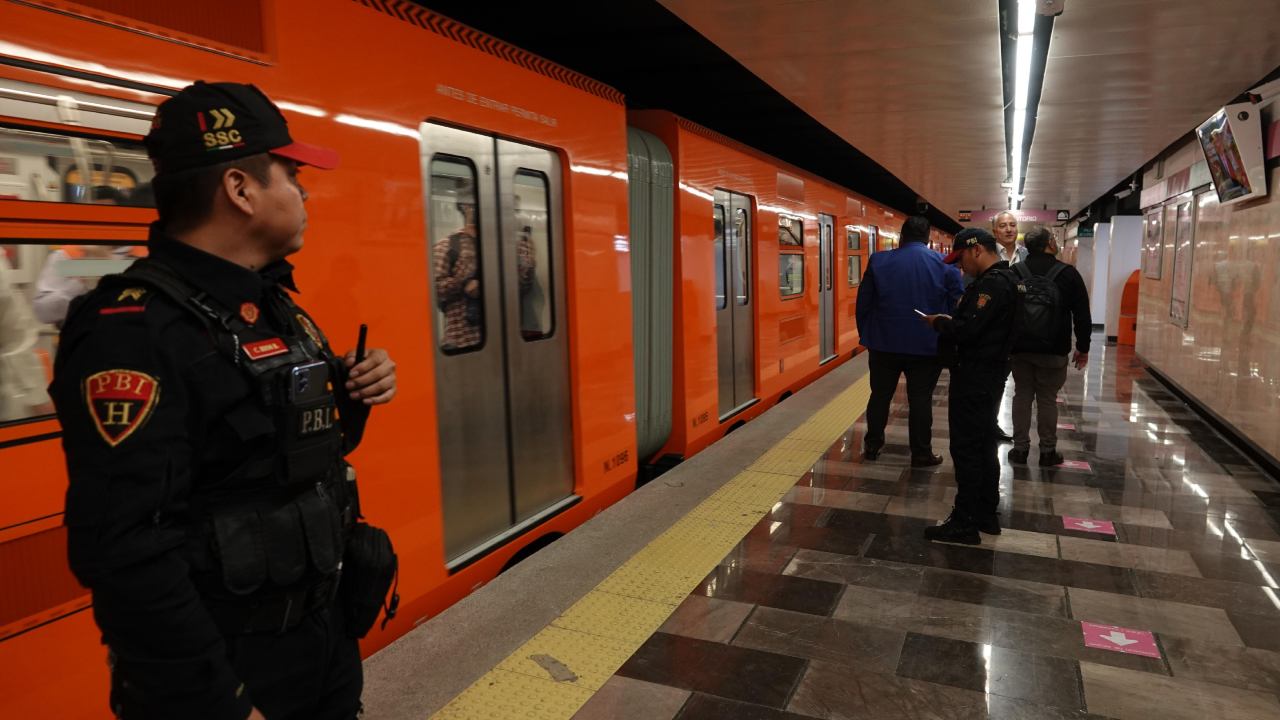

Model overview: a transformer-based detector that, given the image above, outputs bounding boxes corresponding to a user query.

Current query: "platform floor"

[369,340,1280,720]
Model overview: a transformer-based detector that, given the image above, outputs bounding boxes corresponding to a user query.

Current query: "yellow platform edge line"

[430,372,872,719]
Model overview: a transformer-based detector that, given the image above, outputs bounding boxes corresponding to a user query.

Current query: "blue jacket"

[856,241,963,356]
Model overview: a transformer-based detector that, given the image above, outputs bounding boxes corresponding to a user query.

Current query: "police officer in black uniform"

[51,82,398,720]
[921,228,1017,545]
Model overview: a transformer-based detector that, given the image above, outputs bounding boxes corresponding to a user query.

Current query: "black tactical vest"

[103,258,358,632]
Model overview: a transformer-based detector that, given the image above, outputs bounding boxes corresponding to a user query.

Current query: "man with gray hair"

[1007,226,1091,466]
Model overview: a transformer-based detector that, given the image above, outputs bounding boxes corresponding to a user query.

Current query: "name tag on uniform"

[243,338,290,361]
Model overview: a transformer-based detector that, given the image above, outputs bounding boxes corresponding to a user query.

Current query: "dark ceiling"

[415,0,962,234]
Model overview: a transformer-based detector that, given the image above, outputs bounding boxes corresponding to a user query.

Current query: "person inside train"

[433,182,483,350]
[0,252,53,421]
[516,222,542,340]
[856,215,963,467]
[32,243,145,327]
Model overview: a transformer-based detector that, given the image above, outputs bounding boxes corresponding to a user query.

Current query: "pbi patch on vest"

[977,293,991,309]
[84,370,160,447]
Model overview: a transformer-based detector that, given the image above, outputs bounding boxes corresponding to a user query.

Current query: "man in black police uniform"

[51,82,397,720]
[921,228,1017,544]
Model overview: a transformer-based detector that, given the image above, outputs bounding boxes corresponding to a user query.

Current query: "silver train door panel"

[818,213,836,363]
[496,139,573,523]
[714,189,756,419]
[421,123,575,569]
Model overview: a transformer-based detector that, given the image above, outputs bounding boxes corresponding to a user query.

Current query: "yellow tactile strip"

[431,373,872,719]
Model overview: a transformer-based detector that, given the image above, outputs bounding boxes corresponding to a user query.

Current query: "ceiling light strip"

[1006,0,1045,208]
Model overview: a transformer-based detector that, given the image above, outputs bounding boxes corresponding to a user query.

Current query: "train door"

[818,213,836,363]
[713,189,756,419]
[421,123,574,569]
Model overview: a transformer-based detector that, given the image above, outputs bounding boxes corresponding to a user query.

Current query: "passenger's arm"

[32,252,87,325]
[1069,267,1092,354]
[432,236,462,302]
[54,308,252,720]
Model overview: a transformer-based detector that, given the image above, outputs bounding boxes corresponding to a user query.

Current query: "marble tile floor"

[574,344,1280,719]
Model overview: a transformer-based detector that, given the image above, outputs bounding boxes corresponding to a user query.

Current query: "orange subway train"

[0,1,948,716]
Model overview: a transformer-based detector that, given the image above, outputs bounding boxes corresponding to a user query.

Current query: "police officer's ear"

[220,166,260,218]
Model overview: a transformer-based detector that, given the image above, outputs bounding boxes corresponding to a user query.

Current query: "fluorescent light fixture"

[1006,0,1039,206]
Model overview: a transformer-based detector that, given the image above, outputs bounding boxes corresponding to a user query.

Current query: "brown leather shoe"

[911,453,944,467]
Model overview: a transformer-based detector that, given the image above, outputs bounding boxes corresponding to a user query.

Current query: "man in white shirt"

[993,211,1028,265]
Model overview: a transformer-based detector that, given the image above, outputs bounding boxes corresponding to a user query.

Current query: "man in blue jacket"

[856,216,963,466]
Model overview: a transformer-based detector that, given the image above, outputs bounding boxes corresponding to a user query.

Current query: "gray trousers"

[1011,353,1069,451]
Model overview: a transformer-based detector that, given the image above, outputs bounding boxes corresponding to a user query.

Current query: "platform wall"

[1136,162,1280,465]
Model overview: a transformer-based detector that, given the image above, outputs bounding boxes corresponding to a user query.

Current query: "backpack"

[1012,261,1067,353]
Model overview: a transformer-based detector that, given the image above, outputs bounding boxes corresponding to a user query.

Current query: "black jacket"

[934,261,1018,369]
[51,229,368,719]
[1011,252,1092,356]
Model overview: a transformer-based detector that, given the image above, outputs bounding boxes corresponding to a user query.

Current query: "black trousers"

[229,605,362,720]
[112,604,363,720]
[864,350,943,456]
[948,366,1006,522]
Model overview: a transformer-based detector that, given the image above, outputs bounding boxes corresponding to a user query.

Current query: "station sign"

[1057,209,1070,221]
[958,209,972,222]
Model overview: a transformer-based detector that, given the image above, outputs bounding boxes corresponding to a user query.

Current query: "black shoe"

[923,514,981,545]
[1007,447,1029,464]
[863,439,882,461]
[911,453,944,467]
[996,427,1014,443]
[976,515,1002,535]
[1039,449,1065,467]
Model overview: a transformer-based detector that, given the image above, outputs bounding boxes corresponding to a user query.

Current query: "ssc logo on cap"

[199,107,245,152]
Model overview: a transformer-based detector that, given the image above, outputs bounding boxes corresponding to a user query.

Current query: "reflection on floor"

[574,341,1280,720]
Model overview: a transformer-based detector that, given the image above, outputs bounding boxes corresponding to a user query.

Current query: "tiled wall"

[1136,165,1280,463]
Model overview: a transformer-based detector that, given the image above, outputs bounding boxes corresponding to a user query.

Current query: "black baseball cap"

[943,228,998,264]
[144,81,338,176]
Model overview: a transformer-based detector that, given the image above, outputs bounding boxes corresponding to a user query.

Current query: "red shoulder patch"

[83,370,160,447]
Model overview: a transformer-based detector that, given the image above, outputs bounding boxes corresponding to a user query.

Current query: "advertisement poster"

[1142,210,1164,279]
[1168,201,1194,327]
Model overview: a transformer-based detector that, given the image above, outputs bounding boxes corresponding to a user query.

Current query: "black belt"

[206,574,339,635]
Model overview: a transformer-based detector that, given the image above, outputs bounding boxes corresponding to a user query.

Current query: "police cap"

[943,228,998,264]
[145,81,338,176]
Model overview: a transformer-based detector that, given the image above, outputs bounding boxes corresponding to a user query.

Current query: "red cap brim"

[943,250,962,264]
[271,141,339,170]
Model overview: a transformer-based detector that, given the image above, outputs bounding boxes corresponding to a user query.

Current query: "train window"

[779,253,804,298]
[514,170,554,341]
[0,126,155,206]
[713,205,727,309]
[847,255,861,287]
[429,156,484,353]
[1,241,146,424]
[846,228,861,251]
[778,215,802,247]
[734,207,750,305]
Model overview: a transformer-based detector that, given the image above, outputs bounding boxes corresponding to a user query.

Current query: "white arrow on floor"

[1102,631,1138,646]
[1078,521,1102,529]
